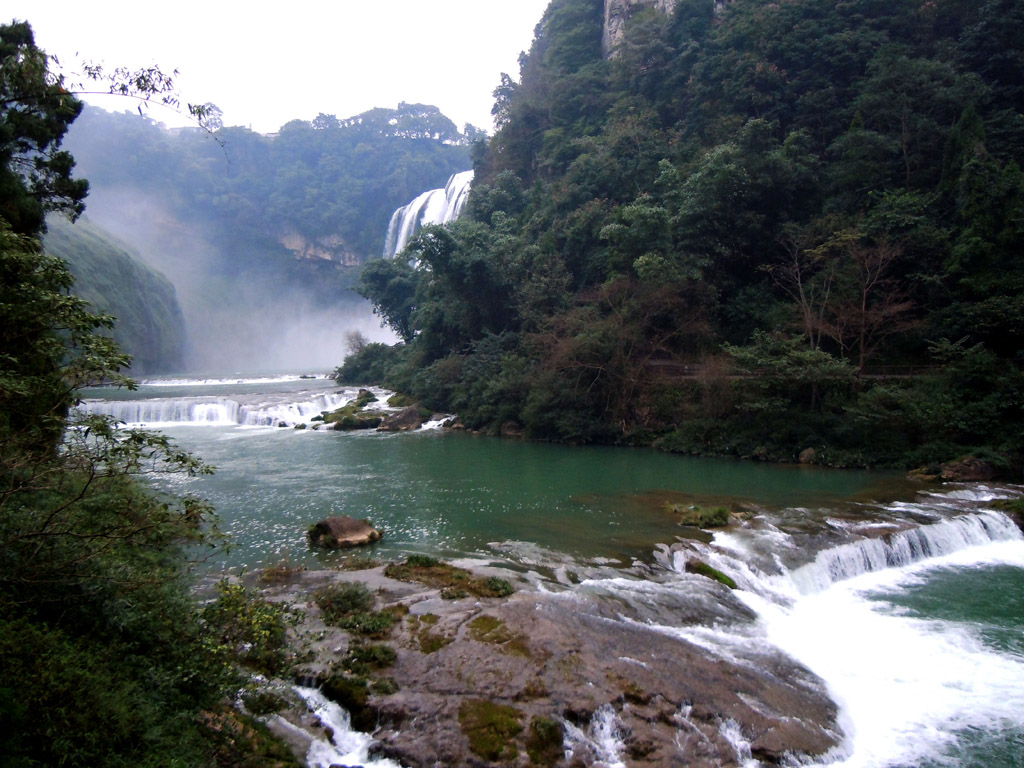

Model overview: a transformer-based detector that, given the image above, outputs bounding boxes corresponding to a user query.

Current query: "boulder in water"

[378,406,427,432]
[307,516,382,549]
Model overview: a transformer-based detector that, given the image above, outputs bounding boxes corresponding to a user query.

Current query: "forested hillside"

[44,216,187,373]
[346,0,1024,471]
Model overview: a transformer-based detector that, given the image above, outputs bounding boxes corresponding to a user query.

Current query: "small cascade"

[79,397,242,426]
[668,509,1023,601]
[563,705,627,768]
[383,170,473,257]
[788,511,1023,595]
[718,719,759,768]
[659,500,1024,768]
[292,687,402,768]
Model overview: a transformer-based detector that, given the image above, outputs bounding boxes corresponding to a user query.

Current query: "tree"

[359,254,420,342]
[0,23,238,766]
[0,21,89,234]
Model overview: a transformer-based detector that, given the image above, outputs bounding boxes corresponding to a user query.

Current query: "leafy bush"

[405,553,441,568]
[340,611,399,638]
[202,580,292,675]
[343,644,397,674]
[314,582,375,624]
[479,577,516,597]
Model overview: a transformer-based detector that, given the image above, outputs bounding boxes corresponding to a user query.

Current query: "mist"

[80,188,398,374]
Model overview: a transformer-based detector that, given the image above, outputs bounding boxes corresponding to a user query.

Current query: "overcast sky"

[7,0,552,133]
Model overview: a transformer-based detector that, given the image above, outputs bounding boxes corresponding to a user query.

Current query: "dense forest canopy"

[346,0,1024,471]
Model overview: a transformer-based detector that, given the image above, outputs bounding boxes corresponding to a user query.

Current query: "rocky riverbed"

[250,558,841,768]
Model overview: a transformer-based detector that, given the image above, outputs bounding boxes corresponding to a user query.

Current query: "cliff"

[602,0,678,56]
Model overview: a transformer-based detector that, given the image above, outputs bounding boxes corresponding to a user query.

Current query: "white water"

[719,718,760,768]
[76,387,389,428]
[383,170,473,257]
[563,704,627,767]
[787,511,1022,595]
[293,687,403,768]
[665,500,1024,768]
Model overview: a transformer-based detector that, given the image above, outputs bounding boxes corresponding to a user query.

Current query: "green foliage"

[405,553,441,568]
[340,610,400,638]
[0,22,88,234]
[66,102,472,261]
[342,643,397,675]
[668,504,732,528]
[481,577,517,598]
[0,21,305,768]
[0,615,219,768]
[348,0,1024,472]
[334,342,408,386]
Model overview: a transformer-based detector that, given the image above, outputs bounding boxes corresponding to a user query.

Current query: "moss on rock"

[686,560,738,589]
[667,503,732,528]
[458,699,524,762]
[384,557,516,598]
[525,716,563,767]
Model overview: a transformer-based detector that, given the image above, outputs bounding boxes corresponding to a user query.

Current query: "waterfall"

[77,390,358,428]
[563,704,627,768]
[383,170,474,257]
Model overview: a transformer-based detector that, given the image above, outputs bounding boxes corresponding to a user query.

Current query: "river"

[79,374,1024,768]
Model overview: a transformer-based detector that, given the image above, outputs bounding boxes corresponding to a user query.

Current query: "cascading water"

[563,704,627,768]
[660,497,1024,768]
[382,170,473,257]
[76,387,387,428]
[283,687,402,768]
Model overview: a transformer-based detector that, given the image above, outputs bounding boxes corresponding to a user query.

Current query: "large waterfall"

[382,170,473,258]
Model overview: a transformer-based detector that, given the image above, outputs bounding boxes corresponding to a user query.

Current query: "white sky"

[6,0,552,133]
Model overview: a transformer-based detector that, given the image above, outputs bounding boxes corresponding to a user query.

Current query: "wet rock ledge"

[253,560,842,768]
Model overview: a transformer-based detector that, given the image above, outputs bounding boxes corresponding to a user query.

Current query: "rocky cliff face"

[279,232,362,266]
[602,0,678,56]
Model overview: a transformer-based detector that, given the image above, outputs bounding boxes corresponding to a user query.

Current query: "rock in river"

[307,516,382,549]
